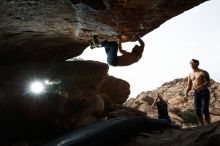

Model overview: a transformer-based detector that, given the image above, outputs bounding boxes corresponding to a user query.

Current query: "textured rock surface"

[104,104,146,119]
[119,121,220,146]
[0,60,133,144]
[100,76,130,104]
[0,0,207,64]
[0,61,109,143]
[0,0,214,145]
[125,78,220,127]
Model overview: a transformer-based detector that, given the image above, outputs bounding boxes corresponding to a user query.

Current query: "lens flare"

[44,80,50,85]
[30,81,45,94]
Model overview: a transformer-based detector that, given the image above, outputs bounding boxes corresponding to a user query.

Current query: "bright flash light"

[44,79,53,85]
[30,81,45,94]
[44,80,50,85]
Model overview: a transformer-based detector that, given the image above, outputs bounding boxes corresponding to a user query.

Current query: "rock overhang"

[0,0,208,64]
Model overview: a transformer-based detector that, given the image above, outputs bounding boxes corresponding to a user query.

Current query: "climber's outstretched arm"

[118,41,129,55]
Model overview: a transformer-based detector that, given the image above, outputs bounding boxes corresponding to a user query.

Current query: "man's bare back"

[117,38,144,66]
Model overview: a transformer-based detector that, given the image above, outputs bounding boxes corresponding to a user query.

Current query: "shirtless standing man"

[185,59,211,125]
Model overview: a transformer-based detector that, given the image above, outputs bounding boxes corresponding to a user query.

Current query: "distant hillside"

[125,78,220,127]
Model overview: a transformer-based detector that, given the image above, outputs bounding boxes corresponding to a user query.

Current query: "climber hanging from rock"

[89,35,145,67]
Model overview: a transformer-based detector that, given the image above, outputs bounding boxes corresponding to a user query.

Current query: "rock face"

[0,42,131,145]
[0,0,214,145]
[0,60,132,144]
[120,121,220,146]
[125,78,220,127]
[0,0,207,64]
[100,76,130,104]
[0,0,87,64]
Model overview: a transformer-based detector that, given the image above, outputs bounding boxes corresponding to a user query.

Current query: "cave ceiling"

[0,0,208,64]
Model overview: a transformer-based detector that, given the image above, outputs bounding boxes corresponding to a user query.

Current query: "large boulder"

[0,0,208,64]
[0,61,108,143]
[100,76,130,104]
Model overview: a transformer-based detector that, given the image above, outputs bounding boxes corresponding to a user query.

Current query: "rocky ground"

[125,78,220,127]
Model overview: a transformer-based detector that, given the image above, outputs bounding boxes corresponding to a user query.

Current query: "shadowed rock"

[101,76,130,104]
[0,0,208,64]
[0,61,108,144]
[119,121,220,146]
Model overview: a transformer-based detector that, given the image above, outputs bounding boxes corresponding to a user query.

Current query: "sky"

[77,0,220,98]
